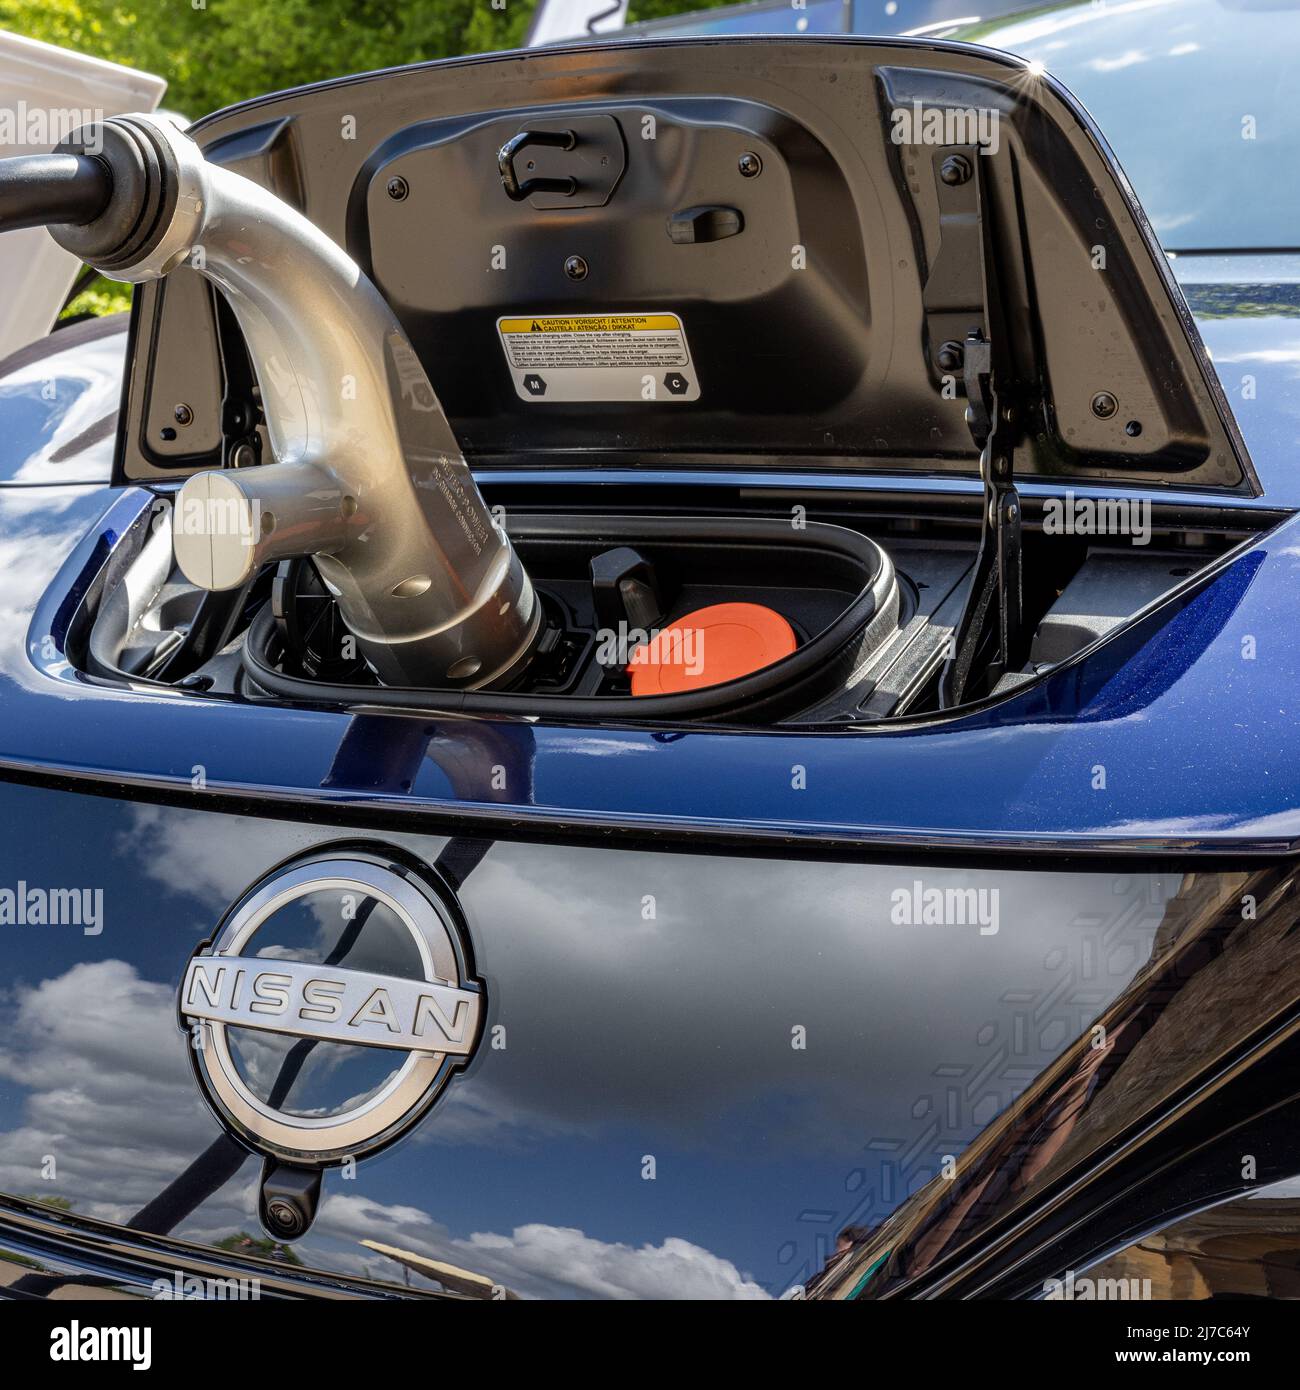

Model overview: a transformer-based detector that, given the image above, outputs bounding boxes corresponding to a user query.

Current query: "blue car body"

[1,11,1299,1302]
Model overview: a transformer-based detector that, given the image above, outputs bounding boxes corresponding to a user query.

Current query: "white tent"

[0,30,165,358]
[525,0,630,47]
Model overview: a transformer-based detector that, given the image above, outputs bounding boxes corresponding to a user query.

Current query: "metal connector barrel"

[47,113,538,689]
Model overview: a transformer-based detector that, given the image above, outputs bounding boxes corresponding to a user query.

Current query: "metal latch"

[498,129,577,201]
[496,115,627,210]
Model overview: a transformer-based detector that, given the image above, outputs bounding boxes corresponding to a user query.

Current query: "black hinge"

[935,151,1026,707]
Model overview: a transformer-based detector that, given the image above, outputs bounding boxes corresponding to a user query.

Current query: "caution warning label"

[497,312,700,403]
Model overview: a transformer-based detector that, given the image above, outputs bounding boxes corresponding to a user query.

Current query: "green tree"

[1,0,739,120]
[214,1230,304,1265]
[27,1193,75,1210]
[1,0,737,317]
[0,0,535,119]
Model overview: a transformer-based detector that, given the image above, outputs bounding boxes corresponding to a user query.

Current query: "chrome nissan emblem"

[180,851,483,1163]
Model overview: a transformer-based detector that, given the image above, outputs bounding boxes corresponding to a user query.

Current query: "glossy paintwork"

[0,1203,418,1301]
[0,316,124,486]
[0,477,1295,853]
[0,778,1192,1297]
[1076,1181,1300,1301]
[1174,255,1300,509]
[820,860,1300,1299]
[953,0,1300,252]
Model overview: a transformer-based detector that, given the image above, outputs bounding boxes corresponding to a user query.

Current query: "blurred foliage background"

[0,0,734,121]
[0,0,734,318]
[62,272,132,318]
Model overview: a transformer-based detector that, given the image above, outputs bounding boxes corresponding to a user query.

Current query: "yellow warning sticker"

[496,310,700,403]
[499,315,683,334]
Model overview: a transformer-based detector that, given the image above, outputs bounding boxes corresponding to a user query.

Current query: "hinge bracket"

[938,153,1025,707]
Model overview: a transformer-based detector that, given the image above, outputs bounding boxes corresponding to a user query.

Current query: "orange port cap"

[627,601,797,696]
